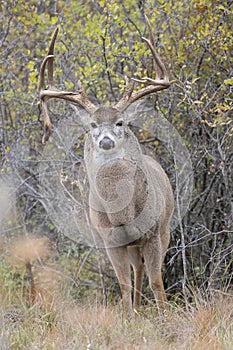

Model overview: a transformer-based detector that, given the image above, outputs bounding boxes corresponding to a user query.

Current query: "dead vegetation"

[1,237,232,350]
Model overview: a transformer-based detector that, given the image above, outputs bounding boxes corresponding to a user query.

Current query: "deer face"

[89,106,126,155]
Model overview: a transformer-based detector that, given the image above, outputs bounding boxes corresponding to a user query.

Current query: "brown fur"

[84,106,174,317]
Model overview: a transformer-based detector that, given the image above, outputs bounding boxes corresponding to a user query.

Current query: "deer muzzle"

[99,136,115,151]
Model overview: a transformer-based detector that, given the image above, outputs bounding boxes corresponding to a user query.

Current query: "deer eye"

[116,120,123,127]
[90,122,98,129]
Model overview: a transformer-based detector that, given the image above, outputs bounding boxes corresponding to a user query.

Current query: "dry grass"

[1,290,233,349]
[0,237,233,349]
[7,236,53,268]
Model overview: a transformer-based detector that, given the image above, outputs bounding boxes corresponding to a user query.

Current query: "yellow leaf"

[28,61,34,70]
[51,16,58,25]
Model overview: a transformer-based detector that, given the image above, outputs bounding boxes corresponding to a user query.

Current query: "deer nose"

[99,136,115,150]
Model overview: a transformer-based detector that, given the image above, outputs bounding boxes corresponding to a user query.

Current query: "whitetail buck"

[39,16,174,317]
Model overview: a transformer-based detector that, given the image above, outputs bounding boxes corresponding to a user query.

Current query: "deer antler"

[114,15,170,112]
[39,27,97,144]
[39,17,170,143]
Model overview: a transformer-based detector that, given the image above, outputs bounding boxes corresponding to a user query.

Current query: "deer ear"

[71,104,94,130]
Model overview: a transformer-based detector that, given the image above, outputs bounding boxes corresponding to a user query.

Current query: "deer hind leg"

[143,235,168,314]
[106,246,132,317]
[128,246,144,312]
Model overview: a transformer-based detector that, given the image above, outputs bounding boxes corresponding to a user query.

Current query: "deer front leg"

[128,246,144,312]
[143,236,168,314]
[106,246,132,317]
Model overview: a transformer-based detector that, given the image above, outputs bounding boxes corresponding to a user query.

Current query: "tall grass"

[1,294,233,349]
[0,237,232,350]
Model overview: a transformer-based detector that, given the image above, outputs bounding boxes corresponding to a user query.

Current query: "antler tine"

[39,27,58,93]
[39,27,98,144]
[39,27,59,144]
[39,55,54,92]
[119,75,135,102]
[144,14,161,81]
[47,27,58,88]
[115,15,170,112]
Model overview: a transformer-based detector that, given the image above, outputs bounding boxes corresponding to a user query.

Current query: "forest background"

[0,0,232,349]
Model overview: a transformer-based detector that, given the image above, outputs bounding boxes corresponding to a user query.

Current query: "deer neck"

[84,129,143,179]
[92,147,125,167]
